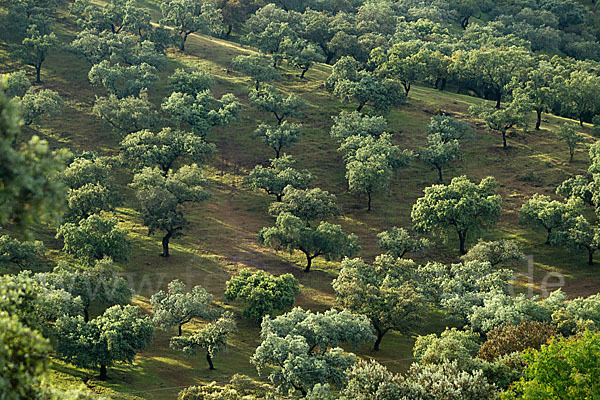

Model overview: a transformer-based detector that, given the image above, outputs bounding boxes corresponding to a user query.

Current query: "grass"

[2,5,600,399]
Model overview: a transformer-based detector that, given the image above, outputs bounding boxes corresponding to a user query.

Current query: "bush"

[479,320,557,361]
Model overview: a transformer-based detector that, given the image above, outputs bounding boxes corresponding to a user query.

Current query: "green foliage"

[461,239,525,267]
[470,97,529,149]
[19,88,63,126]
[56,214,131,263]
[248,85,305,125]
[426,114,473,143]
[255,121,302,158]
[0,234,44,271]
[518,194,582,244]
[93,91,158,135]
[170,311,237,369]
[244,155,314,202]
[412,176,502,254]
[3,70,31,98]
[55,304,154,380]
[326,56,405,113]
[162,90,242,137]
[556,123,584,162]
[169,67,213,96]
[376,227,431,258]
[39,257,132,321]
[556,175,595,206]
[560,68,600,125]
[502,331,600,400]
[130,165,210,257]
[178,374,273,400]
[552,293,600,335]
[224,269,299,321]
[88,60,158,98]
[0,80,70,230]
[330,111,387,141]
[268,186,340,223]
[282,38,324,79]
[231,53,279,90]
[0,311,50,400]
[121,128,216,173]
[478,321,557,361]
[151,279,217,336]
[551,214,600,265]
[69,0,152,36]
[260,212,360,272]
[333,255,428,350]
[413,328,481,366]
[251,307,374,395]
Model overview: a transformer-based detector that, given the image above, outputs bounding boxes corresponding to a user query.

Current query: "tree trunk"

[356,103,365,112]
[495,92,502,109]
[580,115,584,127]
[162,231,173,257]
[440,78,447,91]
[99,365,108,381]
[536,110,542,130]
[178,324,183,337]
[276,194,283,202]
[373,330,386,351]
[84,307,89,323]
[589,250,595,265]
[367,192,372,212]
[206,353,215,370]
[35,65,41,84]
[325,53,334,64]
[403,82,411,96]
[255,80,260,91]
[304,254,313,272]
[274,147,281,158]
[300,68,308,79]
[458,231,467,255]
[502,130,507,149]
[225,24,233,38]
[437,166,443,183]
[461,16,469,29]
[570,148,574,162]
[546,229,552,245]
[180,33,188,51]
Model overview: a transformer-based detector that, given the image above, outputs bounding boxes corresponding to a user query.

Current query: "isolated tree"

[519,194,582,244]
[162,90,242,137]
[93,91,158,135]
[461,239,524,267]
[55,305,154,380]
[168,67,213,96]
[18,88,63,126]
[251,307,374,396]
[255,121,302,158]
[170,311,236,370]
[326,56,404,113]
[376,227,431,258]
[413,327,481,366]
[503,331,600,400]
[556,175,595,206]
[160,0,223,51]
[470,98,528,149]
[130,165,209,257]
[3,70,31,98]
[61,156,113,190]
[427,114,472,143]
[268,186,340,224]
[69,0,152,36]
[374,41,426,96]
[333,256,428,350]
[88,61,158,98]
[244,155,313,201]
[282,38,324,79]
[419,134,460,182]
[69,31,113,65]
[0,235,44,271]
[259,212,360,272]
[557,123,584,162]
[121,128,216,173]
[224,269,299,321]
[330,111,387,141]
[231,53,279,90]
[41,258,132,322]
[56,214,131,263]
[514,60,558,130]
[151,279,217,336]
[248,85,305,125]
[412,176,502,254]
[342,134,413,211]
[177,374,273,400]
[551,215,600,265]
[12,25,57,83]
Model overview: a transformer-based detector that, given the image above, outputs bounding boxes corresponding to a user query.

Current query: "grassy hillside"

[2,7,600,399]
